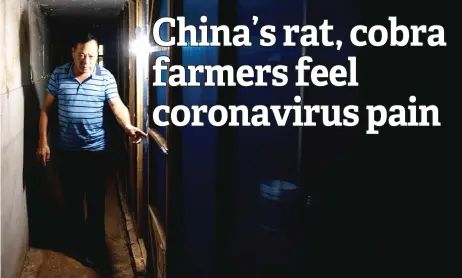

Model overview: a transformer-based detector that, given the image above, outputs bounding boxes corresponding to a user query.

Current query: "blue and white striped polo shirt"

[46,62,120,151]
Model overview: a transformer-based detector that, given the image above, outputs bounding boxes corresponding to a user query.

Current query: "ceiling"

[37,0,128,18]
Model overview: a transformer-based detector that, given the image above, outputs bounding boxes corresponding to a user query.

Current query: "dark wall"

[157,0,308,277]
[180,0,219,276]
[161,0,364,276]
[232,0,305,276]
[300,1,360,276]
[149,0,220,276]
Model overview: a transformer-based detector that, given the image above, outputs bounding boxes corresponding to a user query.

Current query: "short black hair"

[71,32,98,48]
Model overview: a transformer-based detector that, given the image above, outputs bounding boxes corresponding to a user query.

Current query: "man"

[36,32,147,273]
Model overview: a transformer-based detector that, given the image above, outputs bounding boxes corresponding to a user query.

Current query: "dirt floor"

[19,180,134,278]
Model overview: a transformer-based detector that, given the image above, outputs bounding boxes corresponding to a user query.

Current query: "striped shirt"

[46,62,120,151]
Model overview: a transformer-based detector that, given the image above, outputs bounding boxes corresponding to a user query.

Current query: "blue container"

[255,180,300,275]
[258,180,299,233]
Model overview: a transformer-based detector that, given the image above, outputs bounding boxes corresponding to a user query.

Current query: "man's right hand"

[36,144,50,167]
[37,92,55,167]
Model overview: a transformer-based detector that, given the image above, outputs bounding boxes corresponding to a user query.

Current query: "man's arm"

[37,92,56,166]
[108,97,147,143]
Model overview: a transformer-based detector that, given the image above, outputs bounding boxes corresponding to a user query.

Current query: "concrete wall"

[1,0,50,277]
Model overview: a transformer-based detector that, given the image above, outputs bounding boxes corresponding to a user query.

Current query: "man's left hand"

[124,124,148,144]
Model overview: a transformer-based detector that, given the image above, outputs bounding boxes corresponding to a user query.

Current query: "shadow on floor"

[20,179,134,278]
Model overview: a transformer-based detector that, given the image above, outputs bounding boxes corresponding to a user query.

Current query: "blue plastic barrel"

[258,180,299,233]
[256,180,300,275]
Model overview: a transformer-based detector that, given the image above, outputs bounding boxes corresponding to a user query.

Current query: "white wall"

[1,0,49,277]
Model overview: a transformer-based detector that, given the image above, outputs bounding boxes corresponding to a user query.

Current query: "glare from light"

[130,35,156,56]
[130,34,172,58]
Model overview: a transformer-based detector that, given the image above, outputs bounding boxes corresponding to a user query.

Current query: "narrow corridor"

[2,0,148,277]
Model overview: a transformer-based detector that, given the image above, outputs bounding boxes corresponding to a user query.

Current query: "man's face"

[72,40,98,75]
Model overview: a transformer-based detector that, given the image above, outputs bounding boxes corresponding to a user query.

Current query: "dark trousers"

[58,150,109,254]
